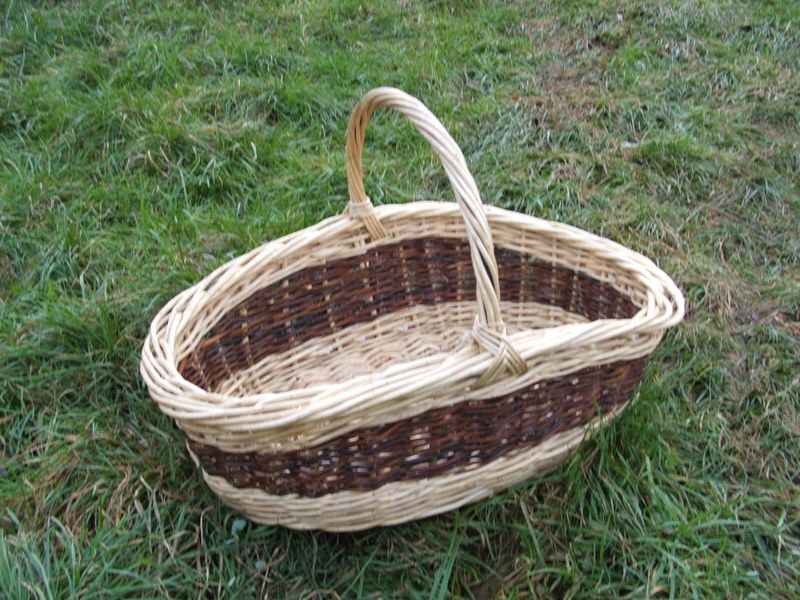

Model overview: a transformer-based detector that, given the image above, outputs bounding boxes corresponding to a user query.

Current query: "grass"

[1,0,798,597]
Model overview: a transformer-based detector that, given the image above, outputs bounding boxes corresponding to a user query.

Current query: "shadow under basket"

[141,88,684,531]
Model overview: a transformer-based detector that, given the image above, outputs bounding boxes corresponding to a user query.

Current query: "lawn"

[1,0,798,597]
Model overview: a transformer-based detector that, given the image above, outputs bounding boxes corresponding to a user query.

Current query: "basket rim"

[141,202,684,437]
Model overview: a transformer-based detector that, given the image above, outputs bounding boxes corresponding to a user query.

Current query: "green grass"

[1,0,798,597]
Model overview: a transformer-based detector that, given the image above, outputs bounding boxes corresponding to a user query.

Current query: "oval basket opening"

[178,235,639,397]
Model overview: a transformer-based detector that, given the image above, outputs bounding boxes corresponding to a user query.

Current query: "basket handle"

[344,87,526,385]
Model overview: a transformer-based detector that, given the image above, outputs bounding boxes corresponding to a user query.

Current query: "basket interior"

[178,236,637,396]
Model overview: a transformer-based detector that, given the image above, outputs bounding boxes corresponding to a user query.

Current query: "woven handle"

[344,87,526,384]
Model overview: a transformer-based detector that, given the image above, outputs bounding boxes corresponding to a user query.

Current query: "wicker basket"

[141,87,684,532]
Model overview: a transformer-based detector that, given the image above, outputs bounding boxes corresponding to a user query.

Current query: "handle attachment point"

[346,197,386,239]
[473,320,527,387]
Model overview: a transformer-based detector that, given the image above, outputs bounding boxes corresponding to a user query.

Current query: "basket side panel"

[188,356,648,497]
[196,401,627,532]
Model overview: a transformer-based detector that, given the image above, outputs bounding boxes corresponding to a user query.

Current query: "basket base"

[216,300,587,396]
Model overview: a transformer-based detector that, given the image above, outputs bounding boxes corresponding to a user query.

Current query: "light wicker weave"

[141,87,684,531]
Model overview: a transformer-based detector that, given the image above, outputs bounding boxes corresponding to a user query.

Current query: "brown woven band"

[188,357,648,497]
[178,237,637,391]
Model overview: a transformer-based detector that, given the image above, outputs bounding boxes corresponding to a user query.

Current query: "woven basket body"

[141,88,684,531]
